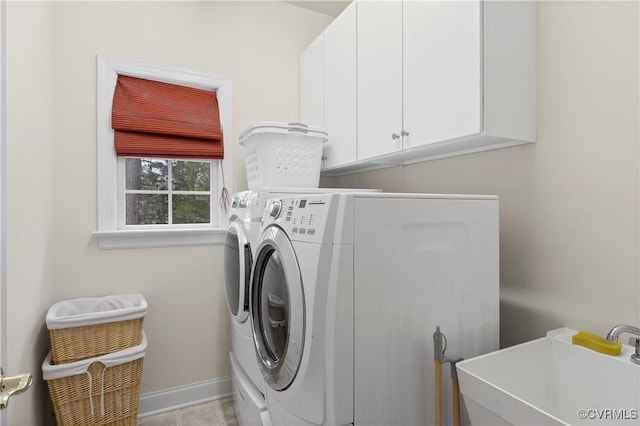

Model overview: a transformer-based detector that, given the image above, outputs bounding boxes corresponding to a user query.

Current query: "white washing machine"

[249,192,499,426]
[224,188,380,426]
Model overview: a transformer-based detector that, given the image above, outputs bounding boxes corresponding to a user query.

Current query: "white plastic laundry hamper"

[46,294,147,364]
[43,332,147,426]
[239,121,327,189]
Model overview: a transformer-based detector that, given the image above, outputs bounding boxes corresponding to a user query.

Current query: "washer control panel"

[263,194,334,243]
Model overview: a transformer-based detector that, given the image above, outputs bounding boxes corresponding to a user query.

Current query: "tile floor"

[138,397,238,426]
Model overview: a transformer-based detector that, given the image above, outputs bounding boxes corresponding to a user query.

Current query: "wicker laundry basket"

[43,332,147,426]
[46,294,147,364]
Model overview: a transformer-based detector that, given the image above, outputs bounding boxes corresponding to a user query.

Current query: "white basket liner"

[42,332,147,416]
[46,294,147,330]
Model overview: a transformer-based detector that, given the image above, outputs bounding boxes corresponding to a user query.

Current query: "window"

[94,56,234,249]
[122,158,214,226]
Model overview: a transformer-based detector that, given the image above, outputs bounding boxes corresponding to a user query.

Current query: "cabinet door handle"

[401,130,410,137]
[392,133,401,141]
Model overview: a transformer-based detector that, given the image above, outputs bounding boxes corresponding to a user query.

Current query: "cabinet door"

[299,34,324,127]
[323,2,357,169]
[403,1,481,148]
[357,0,403,160]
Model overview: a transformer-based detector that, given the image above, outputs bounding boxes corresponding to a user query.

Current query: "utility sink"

[457,328,640,425]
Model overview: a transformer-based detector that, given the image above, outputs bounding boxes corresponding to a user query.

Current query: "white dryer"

[249,192,499,426]
[225,191,264,393]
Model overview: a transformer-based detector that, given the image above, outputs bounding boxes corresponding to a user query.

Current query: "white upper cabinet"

[483,1,536,142]
[301,0,535,175]
[402,1,481,149]
[300,2,357,169]
[299,33,324,128]
[356,0,403,160]
[357,0,481,160]
[324,2,357,168]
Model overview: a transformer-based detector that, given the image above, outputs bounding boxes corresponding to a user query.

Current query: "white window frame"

[94,55,233,249]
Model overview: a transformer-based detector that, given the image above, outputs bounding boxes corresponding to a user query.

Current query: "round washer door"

[224,220,253,323]
[250,225,304,391]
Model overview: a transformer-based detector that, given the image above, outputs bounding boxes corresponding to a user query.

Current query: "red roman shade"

[112,75,223,159]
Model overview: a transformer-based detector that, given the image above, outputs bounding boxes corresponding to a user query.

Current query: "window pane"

[126,194,168,225]
[172,160,210,191]
[126,158,168,190]
[173,195,210,224]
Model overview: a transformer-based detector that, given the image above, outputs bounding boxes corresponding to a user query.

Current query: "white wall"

[333,1,640,347]
[5,0,332,419]
[5,2,56,424]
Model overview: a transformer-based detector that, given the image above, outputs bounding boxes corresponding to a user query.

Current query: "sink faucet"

[606,324,640,365]
[606,324,640,342]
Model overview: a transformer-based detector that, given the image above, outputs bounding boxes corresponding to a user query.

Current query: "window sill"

[93,228,227,250]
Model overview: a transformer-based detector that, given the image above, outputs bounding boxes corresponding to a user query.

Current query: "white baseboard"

[138,376,233,418]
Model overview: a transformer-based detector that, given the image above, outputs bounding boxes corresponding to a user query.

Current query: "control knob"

[269,200,282,219]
